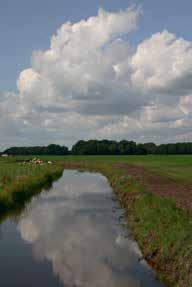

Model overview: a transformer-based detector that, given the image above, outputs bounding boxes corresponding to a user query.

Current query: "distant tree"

[72,140,87,155]
[4,140,192,156]
[118,140,136,155]
[143,142,157,154]
[4,144,69,156]
[108,141,119,155]
[167,144,177,154]
[135,143,147,155]
[155,144,168,154]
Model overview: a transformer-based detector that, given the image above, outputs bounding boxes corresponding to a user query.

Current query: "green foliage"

[3,144,69,156]
[2,141,192,156]
[71,140,192,155]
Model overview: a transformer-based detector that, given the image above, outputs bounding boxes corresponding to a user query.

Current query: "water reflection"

[0,170,164,287]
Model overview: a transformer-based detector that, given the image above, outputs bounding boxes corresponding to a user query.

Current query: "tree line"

[3,144,69,156]
[2,140,192,156]
[72,140,192,155]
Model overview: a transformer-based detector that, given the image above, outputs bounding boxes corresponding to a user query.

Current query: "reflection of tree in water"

[0,185,50,227]
[0,224,3,240]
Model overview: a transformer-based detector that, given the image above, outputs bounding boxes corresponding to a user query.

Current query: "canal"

[0,170,164,287]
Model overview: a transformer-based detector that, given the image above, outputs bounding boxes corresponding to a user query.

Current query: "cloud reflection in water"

[17,170,161,287]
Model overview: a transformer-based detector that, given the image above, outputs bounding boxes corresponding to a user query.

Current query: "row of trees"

[72,140,192,155]
[3,140,192,155]
[4,144,69,156]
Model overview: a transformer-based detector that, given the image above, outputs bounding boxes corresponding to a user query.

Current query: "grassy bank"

[0,161,63,215]
[60,160,192,287]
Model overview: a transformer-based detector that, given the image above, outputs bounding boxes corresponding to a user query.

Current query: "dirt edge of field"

[115,163,192,215]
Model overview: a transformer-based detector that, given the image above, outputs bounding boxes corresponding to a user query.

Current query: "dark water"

[0,170,164,287]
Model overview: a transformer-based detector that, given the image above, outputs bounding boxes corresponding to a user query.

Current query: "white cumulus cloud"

[1,6,192,148]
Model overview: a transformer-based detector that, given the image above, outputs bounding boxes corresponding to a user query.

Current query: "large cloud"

[1,6,192,148]
[131,30,192,101]
[17,6,140,115]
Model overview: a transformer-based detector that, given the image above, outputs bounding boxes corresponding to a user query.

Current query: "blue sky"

[1,1,192,148]
[1,0,192,91]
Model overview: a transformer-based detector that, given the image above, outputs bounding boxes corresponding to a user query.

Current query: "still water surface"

[0,170,164,287]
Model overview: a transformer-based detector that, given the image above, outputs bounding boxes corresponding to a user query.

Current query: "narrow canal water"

[0,170,164,287]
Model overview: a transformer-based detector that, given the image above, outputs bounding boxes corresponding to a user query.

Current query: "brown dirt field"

[115,163,192,214]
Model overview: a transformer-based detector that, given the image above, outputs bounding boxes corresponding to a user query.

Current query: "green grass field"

[18,154,192,184]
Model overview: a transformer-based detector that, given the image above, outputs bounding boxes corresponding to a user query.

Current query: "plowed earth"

[116,163,192,214]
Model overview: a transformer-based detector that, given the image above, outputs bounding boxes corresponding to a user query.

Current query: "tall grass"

[0,161,63,215]
[0,163,46,184]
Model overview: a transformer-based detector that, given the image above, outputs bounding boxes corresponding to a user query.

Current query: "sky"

[1,0,192,149]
